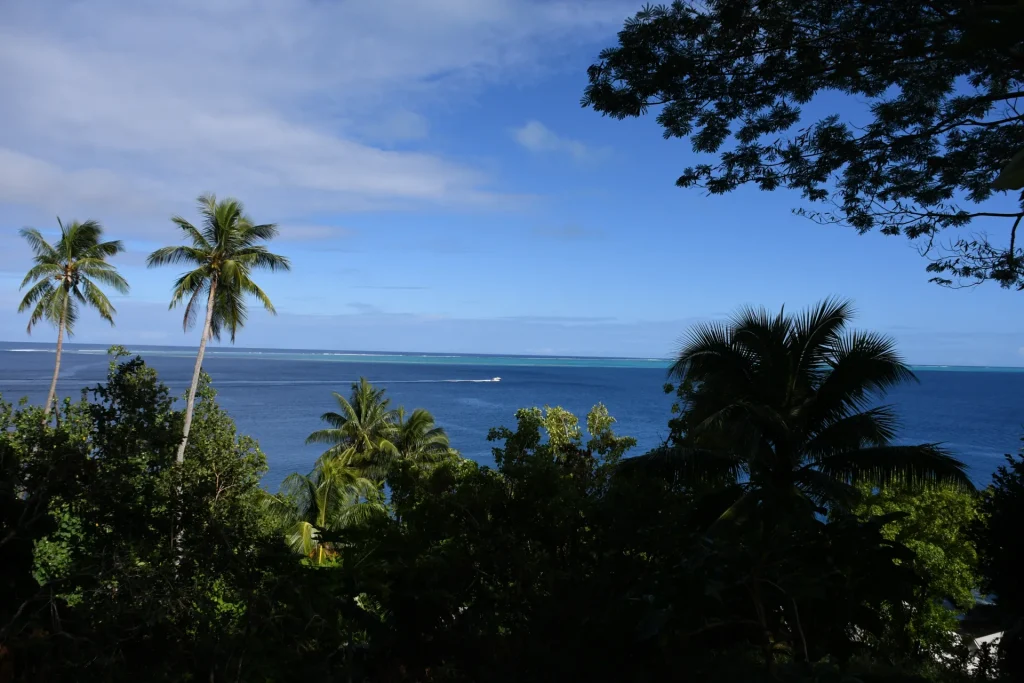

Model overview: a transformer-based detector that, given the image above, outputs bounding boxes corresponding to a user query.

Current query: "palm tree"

[147,194,290,463]
[632,298,971,523]
[306,378,400,479]
[18,219,129,416]
[265,456,384,565]
[394,407,453,463]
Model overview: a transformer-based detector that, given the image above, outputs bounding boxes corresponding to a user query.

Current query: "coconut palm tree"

[631,298,971,523]
[265,456,384,565]
[18,219,129,416]
[306,378,401,479]
[147,194,290,463]
[394,407,453,463]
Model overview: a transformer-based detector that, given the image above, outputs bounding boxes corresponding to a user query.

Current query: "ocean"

[1,342,1022,490]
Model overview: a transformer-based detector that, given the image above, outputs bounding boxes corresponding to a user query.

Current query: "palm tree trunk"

[176,280,217,464]
[43,295,69,418]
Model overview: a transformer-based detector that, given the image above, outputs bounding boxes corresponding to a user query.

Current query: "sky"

[0,0,1022,365]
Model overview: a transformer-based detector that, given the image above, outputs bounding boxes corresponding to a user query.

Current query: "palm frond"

[18,278,56,310]
[670,320,752,385]
[245,222,280,242]
[78,265,130,294]
[181,282,208,333]
[237,271,276,314]
[336,500,388,528]
[20,262,62,288]
[19,281,57,331]
[811,330,917,421]
[74,258,116,271]
[286,520,319,558]
[63,219,104,256]
[789,296,854,377]
[79,278,117,325]
[233,246,291,272]
[80,239,124,260]
[170,216,213,250]
[61,291,79,336]
[815,444,973,491]
[262,490,300,528]
[306,428,348,446]
[211,285,246,342]
[617,443,743,486]
[803,406,900,458]
[147,245,208,268]
[795,468,861,513]
[19,227,59,261]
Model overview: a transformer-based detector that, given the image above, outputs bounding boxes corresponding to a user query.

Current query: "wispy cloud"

[511,120,599,161]
[357,110,430,145]
[348,302,384,315]
[0,0,634,233]
[0,292,695,358]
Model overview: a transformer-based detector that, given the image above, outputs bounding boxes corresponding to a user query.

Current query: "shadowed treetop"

[582,0,1024,289]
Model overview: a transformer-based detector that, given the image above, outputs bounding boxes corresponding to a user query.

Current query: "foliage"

[325,402,950,682]
[147,192,291,463]
[146,193,290,342]
[18,218,128,334]
[974,441,1024,680]
[0,339,1006,682]
[0,353,306,681]
[17,219,130,416]
[632,298,972,524]
[265,456,385,564]
[853,484,982,656]
[582,0,1024,288]
[306,377,453,482]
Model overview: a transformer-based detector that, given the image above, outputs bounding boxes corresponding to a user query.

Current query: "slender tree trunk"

[43,295,69,418]
[173,280,217,571]
[176,280,217,464]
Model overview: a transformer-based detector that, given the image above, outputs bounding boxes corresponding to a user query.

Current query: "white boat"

[492,377,501,382]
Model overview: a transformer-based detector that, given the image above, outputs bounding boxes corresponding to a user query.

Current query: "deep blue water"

[1,343,1021,490]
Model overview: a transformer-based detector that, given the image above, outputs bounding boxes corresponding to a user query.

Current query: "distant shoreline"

[2,341,1023,372]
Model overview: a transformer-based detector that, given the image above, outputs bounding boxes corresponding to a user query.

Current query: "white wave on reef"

[0,377,503,387]
[209,378,503,385]
[0,345,671,369]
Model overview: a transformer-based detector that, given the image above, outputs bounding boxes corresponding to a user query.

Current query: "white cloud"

[0,0,634,232]
[512,120,595,161]
[359,110,431,145]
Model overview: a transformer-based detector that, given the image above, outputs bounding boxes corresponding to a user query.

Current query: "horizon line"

[3,340,1024,370]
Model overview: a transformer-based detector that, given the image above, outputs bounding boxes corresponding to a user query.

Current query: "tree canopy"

[632,298,972,524]
[582,0,1024,288]
[0,342,1013,681]
[147,193,290,343]
[18,219,129,416]
[147,193,290,463]
[18,219,128,334]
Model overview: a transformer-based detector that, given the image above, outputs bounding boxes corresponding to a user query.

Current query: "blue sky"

[0,0,1022,364]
